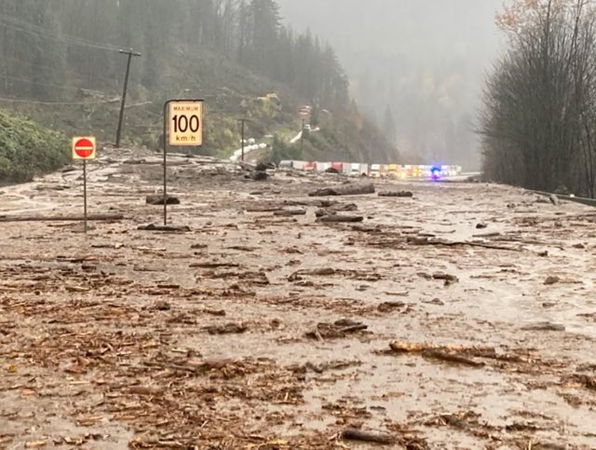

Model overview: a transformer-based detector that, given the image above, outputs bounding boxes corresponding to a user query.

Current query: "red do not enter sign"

[72,136,96,160]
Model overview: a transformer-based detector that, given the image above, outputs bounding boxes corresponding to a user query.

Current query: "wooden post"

[300,118,305,152]
[115,49,141,148]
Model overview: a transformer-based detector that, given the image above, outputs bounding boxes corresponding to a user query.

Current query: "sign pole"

[163,100,169,226]
[83,159,88,233]
[72,137,95,233]
[163,99,203,226]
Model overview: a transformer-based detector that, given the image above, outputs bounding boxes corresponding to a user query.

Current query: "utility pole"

[300,118,305,153]
[238,118,247,162]
[115,48,141,148]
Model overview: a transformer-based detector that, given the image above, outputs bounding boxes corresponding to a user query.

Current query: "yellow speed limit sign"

[168,100,203,146]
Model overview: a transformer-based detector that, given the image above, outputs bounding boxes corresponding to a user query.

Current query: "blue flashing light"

[431,166,442,181]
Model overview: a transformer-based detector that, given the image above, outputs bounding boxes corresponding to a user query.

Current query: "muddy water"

[1,148,595,448]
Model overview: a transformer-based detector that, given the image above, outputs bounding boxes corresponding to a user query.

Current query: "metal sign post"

[72,137,96,233]
[163,99,203,225]
[83,160,88,233]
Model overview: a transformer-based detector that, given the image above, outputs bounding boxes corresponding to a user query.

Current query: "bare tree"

[481,0,596,197]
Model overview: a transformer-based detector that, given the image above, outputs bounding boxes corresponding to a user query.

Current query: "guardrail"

[534,191,596,208]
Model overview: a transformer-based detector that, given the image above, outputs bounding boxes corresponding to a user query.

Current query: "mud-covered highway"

[1,148,595,449]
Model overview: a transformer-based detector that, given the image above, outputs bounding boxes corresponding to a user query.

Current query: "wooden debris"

[571,374,596,391]
[203,308,226,316]
[273,209,307,216]
[309,183,375,197]
[544,275,560,285]
[146,194,180,205]
[521,321,565,331]
[137,224,190,232]
[306,319,368,339]
[407,236,521,251]
[128,386,163,396]
[377,301,406,313]
[247,171,268,181]
[151,301,171,311]
[423,350,485,367]
[432,272,459,286]
[315,202,358,217]
[0,214,123,222]
[549,194,560,206]
[378,190,413,198]
[389,341,485,367]
[190,262,240,268]
[341,428,395,445]
[317,215,364,223]
[204,322,248,335]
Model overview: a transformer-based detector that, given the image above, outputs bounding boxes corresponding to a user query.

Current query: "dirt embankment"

[1,148,595,449]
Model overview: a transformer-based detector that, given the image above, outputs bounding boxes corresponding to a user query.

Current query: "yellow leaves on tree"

[496,0,587,34]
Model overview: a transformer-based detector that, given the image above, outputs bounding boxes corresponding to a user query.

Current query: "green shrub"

[0,109,69,183]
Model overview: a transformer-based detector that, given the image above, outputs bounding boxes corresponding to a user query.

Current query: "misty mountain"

[277,0,505,168]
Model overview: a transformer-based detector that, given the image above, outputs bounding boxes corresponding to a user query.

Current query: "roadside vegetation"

[481,0,596,197]
[0,108,69,183]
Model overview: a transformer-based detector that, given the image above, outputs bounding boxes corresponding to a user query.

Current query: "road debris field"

[1,148,595,449]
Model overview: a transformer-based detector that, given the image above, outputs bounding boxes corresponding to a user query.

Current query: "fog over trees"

[277,0,504,168]
[0,0,349,108]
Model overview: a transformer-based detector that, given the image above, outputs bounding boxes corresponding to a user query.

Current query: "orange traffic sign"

[168,100,203,146]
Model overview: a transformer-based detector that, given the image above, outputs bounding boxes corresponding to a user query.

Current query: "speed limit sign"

[168,100,203,146]
[161,99,203,226]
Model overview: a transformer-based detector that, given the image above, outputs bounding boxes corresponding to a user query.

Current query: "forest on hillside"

[0,0,348,107]
[481,0,596,198]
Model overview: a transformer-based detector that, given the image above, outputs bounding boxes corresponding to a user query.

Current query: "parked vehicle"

[331,162,344,172]
[349,163,361,176]
[292,160,307,170]
[317,162,332,172]
[304,161,317,171]
[388,164,399,178]
[280,161,462,179]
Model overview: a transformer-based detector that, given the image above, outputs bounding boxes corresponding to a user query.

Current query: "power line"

[1,50,67,71]
[0,96,119,106]
[0,13,122,51]
[0,73,111,95]
[0,96,154,109]
[0,14,122,53]
[0,53,125,88]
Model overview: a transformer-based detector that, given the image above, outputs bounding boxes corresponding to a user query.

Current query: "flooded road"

[1,148,595,449]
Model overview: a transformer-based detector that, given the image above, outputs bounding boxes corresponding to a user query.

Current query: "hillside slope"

[0,1,397,165]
